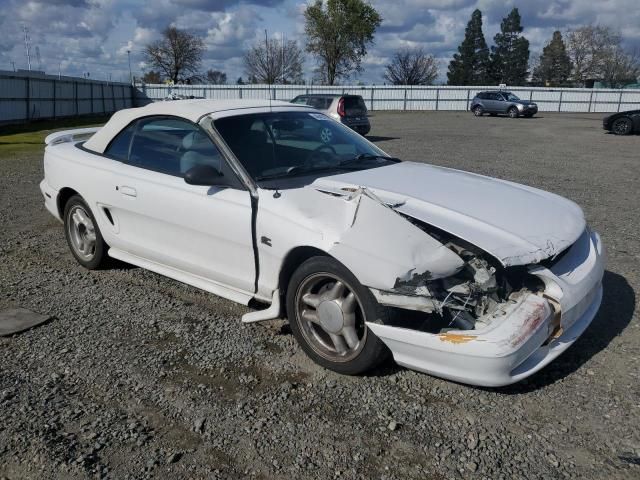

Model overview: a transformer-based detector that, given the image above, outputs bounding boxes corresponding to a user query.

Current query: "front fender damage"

[325,187,554,336]
[326,188,464,292]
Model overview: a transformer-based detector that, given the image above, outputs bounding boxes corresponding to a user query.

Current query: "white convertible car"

[40,100,605,386]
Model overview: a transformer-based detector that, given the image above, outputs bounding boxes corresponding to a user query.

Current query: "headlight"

[516,104,524,111]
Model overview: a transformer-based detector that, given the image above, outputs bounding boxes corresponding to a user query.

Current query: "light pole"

[127,49,132,85]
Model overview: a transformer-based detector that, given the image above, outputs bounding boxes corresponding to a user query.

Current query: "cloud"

[1,0,638,84]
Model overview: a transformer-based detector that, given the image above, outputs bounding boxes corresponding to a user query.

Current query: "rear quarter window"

[104,123,136,160]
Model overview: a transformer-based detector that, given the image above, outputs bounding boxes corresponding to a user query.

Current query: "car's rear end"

[40,128,102,222]
[335,95,370,135]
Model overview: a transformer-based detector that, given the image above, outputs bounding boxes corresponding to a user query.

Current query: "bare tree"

[206,70,227,84]
[384,48,438,85]
[143,26,205,84]
[244,36,303,84]
[566,25,640,87]
[601,46,640,88]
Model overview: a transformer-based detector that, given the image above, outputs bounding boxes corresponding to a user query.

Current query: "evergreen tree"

[532,31,571,86]
[490,8,530,85]
[447,9,491,85]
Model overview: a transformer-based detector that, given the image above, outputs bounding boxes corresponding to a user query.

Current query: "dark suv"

[470,91,538,118]
[290,94,371,135]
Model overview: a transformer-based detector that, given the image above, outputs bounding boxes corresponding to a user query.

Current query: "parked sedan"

[40,99,604,387]
[603,109,640,135]
[471,91,538,118]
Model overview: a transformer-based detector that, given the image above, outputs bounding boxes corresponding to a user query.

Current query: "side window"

[104,123,136,160]
[307,97,327,109]
[128,117,223,177]
[291,96,308,104]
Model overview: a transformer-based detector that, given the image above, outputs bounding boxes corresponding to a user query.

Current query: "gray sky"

[1,0,639,83]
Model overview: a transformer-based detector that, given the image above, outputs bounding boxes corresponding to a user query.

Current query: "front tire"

[612,117,633,135]
[508,107,519,118]
[63,195,108,269]
[286,256,388,375]
[472,106,483,116]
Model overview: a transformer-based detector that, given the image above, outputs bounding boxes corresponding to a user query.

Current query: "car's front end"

[367,227,604,386]
[308,161,605,386]
[602,114,614,131]
[515,101,538,116]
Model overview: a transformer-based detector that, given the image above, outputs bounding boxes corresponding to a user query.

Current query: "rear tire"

[612,117,633,135]
[508,107,519,118]
[472,106,483,117]
[63,195,108,269]
[286,256,389,375]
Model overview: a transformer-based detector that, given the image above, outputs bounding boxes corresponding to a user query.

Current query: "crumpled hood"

[311,162,586,266]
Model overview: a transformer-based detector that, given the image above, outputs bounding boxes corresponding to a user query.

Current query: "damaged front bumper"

[366,229,605,387]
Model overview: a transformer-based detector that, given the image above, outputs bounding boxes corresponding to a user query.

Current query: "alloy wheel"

[613,118,631,135]
[66,205,97,260]
[295,273,367,362]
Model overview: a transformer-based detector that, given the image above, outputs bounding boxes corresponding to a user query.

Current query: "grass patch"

[0,115,109,158]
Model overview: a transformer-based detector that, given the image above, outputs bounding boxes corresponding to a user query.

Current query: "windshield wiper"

[339,153,400,166]
[255,164,364,182]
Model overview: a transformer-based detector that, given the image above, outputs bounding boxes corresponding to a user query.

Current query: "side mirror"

[184,164,225,186]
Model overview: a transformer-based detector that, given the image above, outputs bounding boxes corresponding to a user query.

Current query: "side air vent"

[103,207,115,226]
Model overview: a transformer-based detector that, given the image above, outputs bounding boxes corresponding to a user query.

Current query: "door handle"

[118,186,137,197]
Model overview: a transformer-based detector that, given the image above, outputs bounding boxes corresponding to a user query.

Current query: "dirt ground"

[0,111,638,479]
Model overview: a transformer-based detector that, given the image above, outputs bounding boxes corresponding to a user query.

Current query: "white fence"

[0,71,134,124]
[135,83,640,113]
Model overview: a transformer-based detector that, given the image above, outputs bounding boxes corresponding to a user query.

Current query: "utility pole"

[23,25,32,71]
[127,49,132,85]
[11,60,16,72]
[282,32,285,85]
[265,29,269,84]
[35,46,41,71]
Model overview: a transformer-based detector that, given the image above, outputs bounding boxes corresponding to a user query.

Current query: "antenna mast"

[265,29,272,110]
[23,25,32,71]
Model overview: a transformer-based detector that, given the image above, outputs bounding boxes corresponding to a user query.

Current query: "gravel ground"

[1,111,639,480]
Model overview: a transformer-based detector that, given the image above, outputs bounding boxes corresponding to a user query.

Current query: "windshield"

[213,111,394,183]
[504,93,521,101]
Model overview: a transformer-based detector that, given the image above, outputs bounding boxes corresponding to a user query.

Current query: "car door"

[483,92,498,112]
[103,116,256,294]
[496,93,510,113]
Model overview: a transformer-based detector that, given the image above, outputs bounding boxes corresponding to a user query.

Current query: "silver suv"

[470,91,538,118]
[290,94,371,135]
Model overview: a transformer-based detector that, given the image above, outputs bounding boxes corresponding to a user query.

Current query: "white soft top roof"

[83,99,309,154]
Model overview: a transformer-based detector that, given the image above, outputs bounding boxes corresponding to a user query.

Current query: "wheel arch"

[277,245,330,318]
[57,187,80,218]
